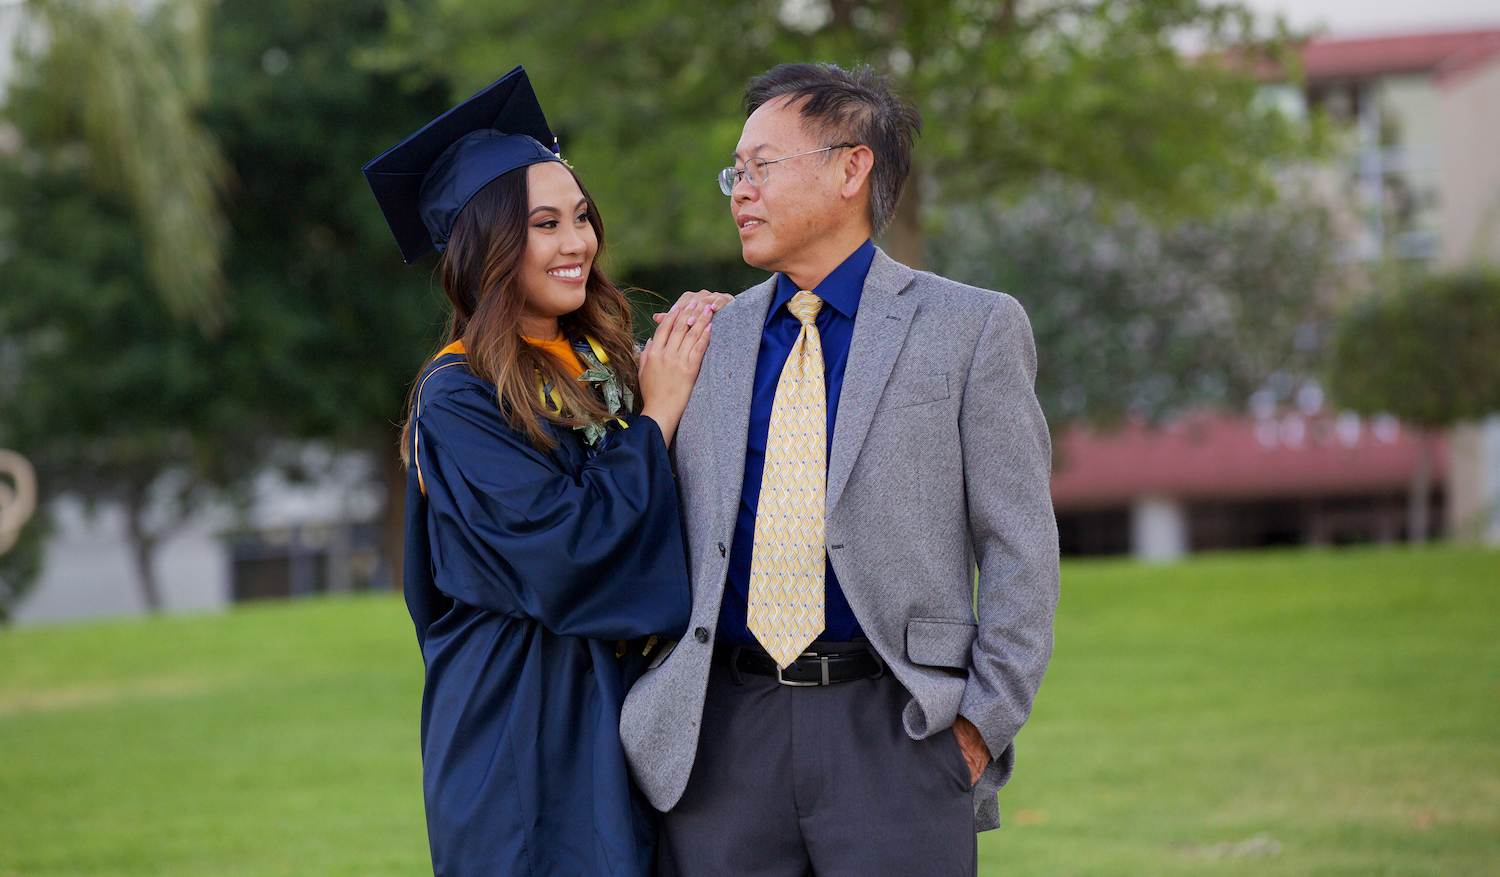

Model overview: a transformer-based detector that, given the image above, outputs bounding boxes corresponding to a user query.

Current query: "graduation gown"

[402,347,691,877]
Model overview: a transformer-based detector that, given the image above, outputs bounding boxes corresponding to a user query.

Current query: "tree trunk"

[380,428,407,592]
[1407,429,1434,544]
[123,488,163,612]
[882,172,927,269]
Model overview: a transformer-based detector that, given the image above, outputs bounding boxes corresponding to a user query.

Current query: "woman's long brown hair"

[400,162,641,462]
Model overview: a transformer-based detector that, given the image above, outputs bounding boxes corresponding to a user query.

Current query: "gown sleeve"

[413,383,691,642]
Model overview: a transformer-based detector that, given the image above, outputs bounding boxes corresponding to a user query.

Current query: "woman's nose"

[560,226,587,254]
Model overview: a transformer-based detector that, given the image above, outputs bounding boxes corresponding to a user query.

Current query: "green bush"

[1329,272,1500,427]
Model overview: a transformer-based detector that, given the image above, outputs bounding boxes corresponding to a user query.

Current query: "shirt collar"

[769,239,875,325]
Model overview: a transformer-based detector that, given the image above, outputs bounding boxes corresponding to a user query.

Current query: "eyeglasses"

[717,143,859,196]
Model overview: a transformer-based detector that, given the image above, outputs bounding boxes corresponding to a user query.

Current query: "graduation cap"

[364,66,563,264]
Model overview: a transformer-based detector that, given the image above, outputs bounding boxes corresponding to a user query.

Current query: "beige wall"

[1437,56,1500,268]
[1380,73,1444,255]
[1446,417,1500,545]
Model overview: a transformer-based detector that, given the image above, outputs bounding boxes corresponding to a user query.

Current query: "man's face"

[730,97,843,274]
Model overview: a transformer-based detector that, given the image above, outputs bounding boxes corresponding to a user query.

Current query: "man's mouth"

[738,217,764,230]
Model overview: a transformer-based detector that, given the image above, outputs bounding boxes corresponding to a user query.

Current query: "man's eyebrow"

[731,143,772,161]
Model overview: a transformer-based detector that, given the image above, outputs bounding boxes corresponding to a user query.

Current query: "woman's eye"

[576,212,589,224]
[535,219,558,229]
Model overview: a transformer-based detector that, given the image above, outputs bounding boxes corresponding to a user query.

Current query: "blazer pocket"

[645,639,676,671]
[905,617,977,670]
[878,373,949,411]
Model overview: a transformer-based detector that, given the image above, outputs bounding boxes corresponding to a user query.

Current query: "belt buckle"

[775,652,828,687]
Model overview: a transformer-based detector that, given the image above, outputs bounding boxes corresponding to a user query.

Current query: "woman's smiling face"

[516,161,597,338]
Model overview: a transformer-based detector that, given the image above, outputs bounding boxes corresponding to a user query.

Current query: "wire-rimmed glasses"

[717,143,859,196]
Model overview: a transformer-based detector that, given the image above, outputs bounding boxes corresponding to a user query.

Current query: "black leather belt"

[713,641,882,686]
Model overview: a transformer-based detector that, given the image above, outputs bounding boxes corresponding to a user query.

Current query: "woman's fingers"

[651,301,683,347]
[662,299,699,352]
[654,290,731,325]
[690,319,713,361]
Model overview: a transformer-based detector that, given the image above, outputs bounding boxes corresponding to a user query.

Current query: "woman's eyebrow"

[528,199,588,218]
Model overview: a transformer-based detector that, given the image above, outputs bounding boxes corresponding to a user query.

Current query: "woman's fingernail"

[669,304,678,313]
[687,315,696,325]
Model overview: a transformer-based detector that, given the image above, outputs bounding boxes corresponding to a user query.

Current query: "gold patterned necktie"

[747,291,827,668]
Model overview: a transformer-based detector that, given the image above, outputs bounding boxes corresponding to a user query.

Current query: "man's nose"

[733,174,757,203]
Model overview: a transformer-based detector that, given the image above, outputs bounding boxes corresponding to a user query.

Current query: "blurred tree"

[0,515,47,625]
[1328,272,1500,541]
[201,0,454,590]
[928,178,1346,432]
[16,0,230,324]
[0,0,244,611]
[0,145,263,611]
[370,0,1316,270]
[365,0,1334,459]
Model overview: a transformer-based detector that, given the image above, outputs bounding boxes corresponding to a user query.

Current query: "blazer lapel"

[705,277,776,529]
[826,249,917,515]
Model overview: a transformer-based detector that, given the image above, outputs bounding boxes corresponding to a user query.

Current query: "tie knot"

[788,291,823,327]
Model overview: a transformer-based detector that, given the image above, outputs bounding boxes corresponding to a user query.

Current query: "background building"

[1297,28,1500,265]
[1051,412,1448,559]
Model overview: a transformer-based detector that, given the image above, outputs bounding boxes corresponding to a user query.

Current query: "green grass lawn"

[1,545,1496,876]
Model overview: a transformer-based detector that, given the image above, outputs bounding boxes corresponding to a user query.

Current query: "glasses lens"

[745,157,769,187]
[718,167,737,196]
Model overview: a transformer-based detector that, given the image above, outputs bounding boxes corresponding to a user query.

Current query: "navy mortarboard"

[364,66,562,263]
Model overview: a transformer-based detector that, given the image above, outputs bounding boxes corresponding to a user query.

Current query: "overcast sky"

[1240,0,1500,37]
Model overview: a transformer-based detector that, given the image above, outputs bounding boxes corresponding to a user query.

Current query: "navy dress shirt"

[718,239,875,646]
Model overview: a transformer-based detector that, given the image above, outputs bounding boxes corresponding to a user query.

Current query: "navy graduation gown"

[402,348,691,877]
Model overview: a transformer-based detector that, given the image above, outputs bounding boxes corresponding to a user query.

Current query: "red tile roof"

[1301,28,1500,83]
[1050,414,1447,512]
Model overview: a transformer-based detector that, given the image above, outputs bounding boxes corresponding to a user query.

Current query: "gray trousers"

[658,661,978,877]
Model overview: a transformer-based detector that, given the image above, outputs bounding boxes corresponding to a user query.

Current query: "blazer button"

[694,627,709,644]
[718,542,726,557]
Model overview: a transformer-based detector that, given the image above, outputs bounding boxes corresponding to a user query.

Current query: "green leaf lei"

[571,337,633,447]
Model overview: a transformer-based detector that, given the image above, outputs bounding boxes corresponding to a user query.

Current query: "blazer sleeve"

[413,385,692,642]
[956,295,1061,761]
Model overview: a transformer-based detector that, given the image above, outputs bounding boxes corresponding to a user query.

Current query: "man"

[621,62,1059,876]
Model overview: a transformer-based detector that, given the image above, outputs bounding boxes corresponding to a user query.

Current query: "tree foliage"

[15,0,230,324]
[201,0,458,586]
[371,0,1318,268]
[0,0,252,610]
[1328,272,1500,428]
[929,178,1345,429]
[0,514,47,625]
[0,136,262,610]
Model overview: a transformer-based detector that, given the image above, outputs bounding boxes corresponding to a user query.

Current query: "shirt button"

[694,627,709,643]
[718,542,726,557]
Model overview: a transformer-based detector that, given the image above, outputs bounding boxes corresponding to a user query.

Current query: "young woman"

[366,69,726,877]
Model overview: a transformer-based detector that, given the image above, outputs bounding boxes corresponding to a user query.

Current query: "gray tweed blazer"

[620,248,1059,832]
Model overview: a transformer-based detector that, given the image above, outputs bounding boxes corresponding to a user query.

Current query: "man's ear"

[838,145,875,201]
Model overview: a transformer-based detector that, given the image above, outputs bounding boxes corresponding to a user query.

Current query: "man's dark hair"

[745,63,922,237]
